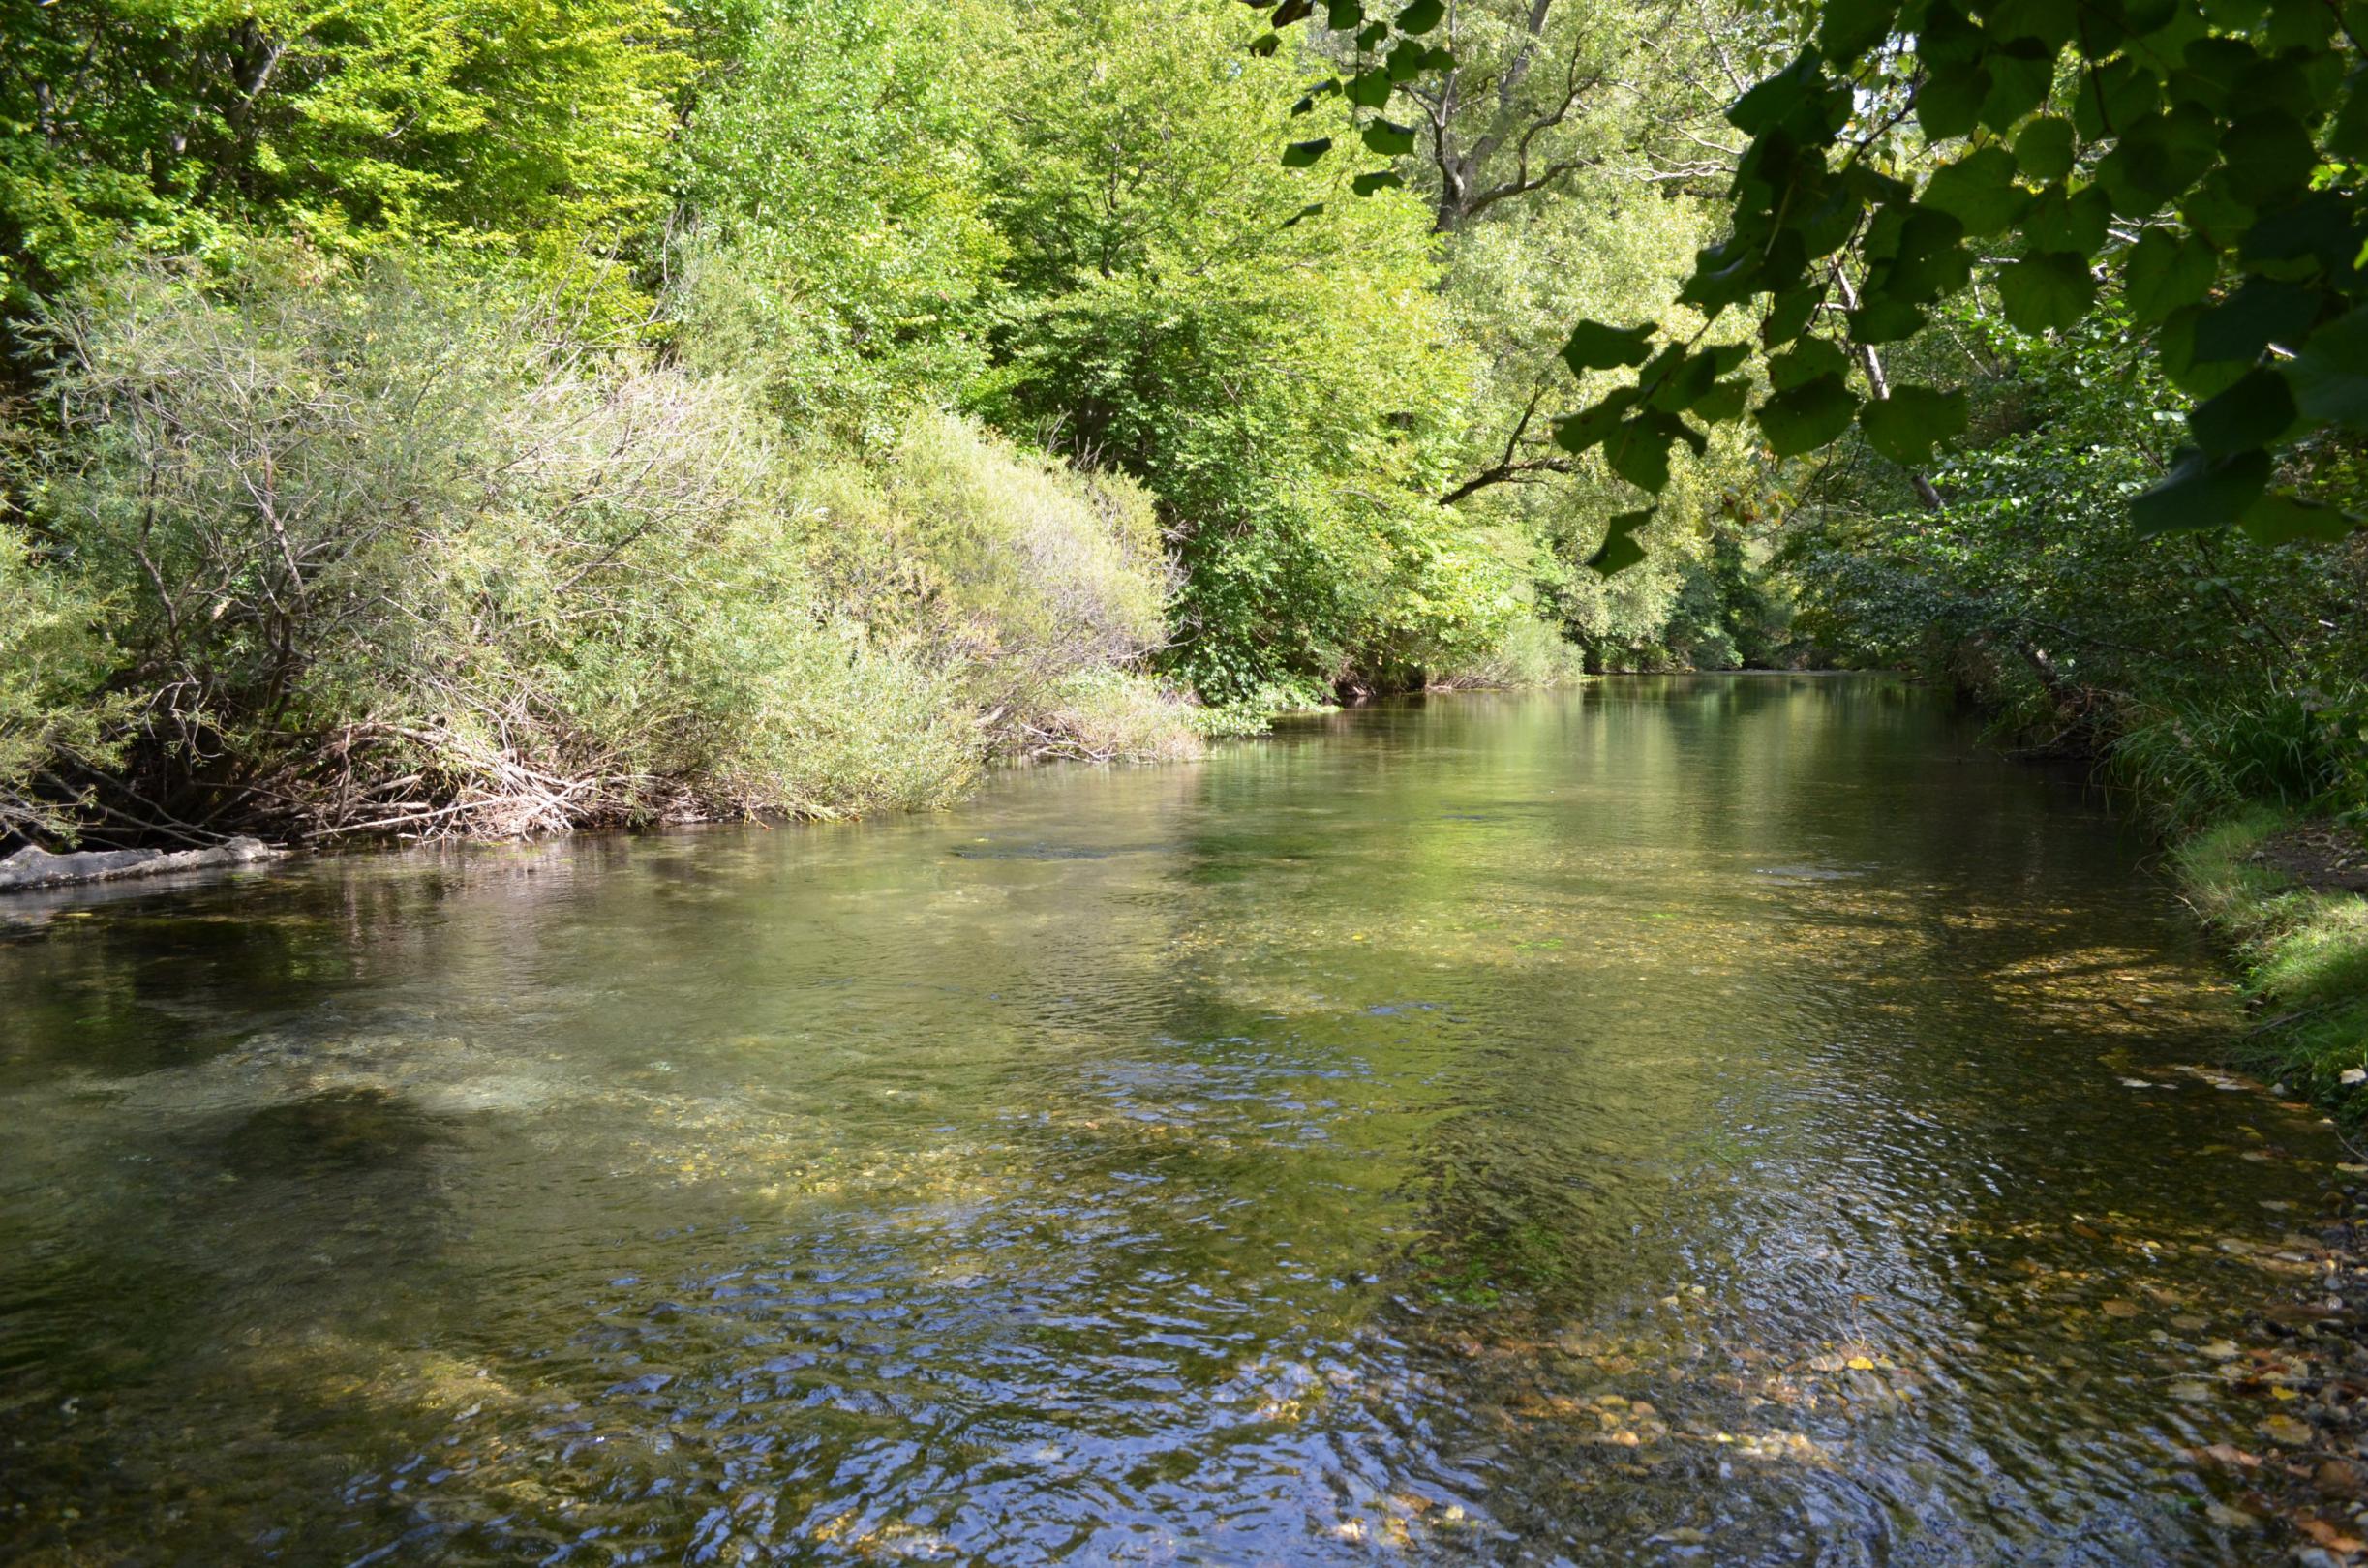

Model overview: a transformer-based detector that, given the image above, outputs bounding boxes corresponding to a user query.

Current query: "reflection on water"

[0,677,2339,1565]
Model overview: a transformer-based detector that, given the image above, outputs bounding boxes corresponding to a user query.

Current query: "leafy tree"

[672,0,1007,441]
[1256,0,2368,557]
[0,0,686,313]
[974,0,1507,702]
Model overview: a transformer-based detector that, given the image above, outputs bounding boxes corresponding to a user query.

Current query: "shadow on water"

[0,677,2342,1564]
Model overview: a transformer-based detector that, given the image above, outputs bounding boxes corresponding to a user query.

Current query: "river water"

[0,677,2346,1565]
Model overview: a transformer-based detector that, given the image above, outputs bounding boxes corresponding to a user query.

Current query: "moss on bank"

[2171,809,2368,1115]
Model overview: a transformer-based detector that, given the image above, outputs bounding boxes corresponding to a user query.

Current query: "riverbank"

[2171,810,2368,1118]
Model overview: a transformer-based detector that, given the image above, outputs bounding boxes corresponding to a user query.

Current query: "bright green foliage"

[975,0,1505,702]
[0,525,124,843]
[794,410,1177,739]
[0,0,686,308]
[674,0,1006,440]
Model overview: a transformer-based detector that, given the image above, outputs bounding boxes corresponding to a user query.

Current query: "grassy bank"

[2171,810,2368,1115]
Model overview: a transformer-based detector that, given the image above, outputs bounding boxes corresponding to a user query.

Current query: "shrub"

[797,411,1184,756]
[0,522,122,844]
[25,256,987,837]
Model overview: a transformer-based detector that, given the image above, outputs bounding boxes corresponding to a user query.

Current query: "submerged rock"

[0,836,280,892]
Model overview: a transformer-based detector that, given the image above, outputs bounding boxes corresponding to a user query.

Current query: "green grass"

[2171,808,2368,1116]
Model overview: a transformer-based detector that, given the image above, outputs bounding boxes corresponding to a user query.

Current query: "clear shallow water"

[0,676,2344,1565]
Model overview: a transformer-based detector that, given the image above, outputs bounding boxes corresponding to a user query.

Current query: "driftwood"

[0,836,281,893]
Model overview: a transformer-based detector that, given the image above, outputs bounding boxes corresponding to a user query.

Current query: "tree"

[0,0,685,315]
[1252,0,2368,562]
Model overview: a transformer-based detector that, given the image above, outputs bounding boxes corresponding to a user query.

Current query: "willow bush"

[8,256,1189,843]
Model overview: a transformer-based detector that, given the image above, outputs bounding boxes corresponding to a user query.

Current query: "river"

[0,676,2342,1565]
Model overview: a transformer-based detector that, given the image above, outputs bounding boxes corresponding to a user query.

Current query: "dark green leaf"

[1680,239,1767,316]
[1817,0,1897,66]
[1326,0,1362,27]
[1729,48,1827,136]
[2220,110,2319,198]
[1979,46,2056,131]
[2023,182,2111,257]
[1986,0,2078,50]
[2242,493,2361,545]
[1385,39,1426,79]
[1865,203,1970,303]
[1770,336,1849,390]
[1919,2,1985,65]
[1344,69,1392,107]
[2287,306,2368,428]
[1396,0,1444,33]
[1917,62,1990,139]
[1691,377,1752,423]
[1859,385,1969,467]
[2241,192,2358,278]
[2122,227,2216,323]
[2192,278,2322,362]
[1848,298,1926,343]
[2096,105,2219,214]
[1922,147,2029,236]
[1351,169,1405,196]
[1249,31,1282,55]
[2158,305,2250,396]
[2188,366,2298,454]
[2074,57,2160,141]
[2131,445,2270,534]
[1282,201,1326,228]
[1996,251,2097,333]
[1281,137,1333,167]
[1755,373,1859,456]
[2265,0,2335,49]
[1605,413,1681,492]
[2332,70,2368,160]
[1762,284,1824,346]
[1554,388,1639,452]
[2014,116,2077,181]
[1586,508,1655,576]
[1362,119,1416,156]
[1272,0,1314,23]
[1560,319,1656,375]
